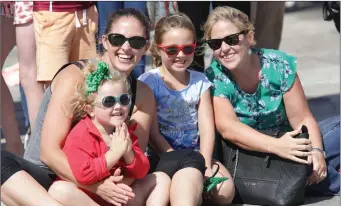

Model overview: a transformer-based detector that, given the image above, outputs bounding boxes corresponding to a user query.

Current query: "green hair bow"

[85,61,112,97]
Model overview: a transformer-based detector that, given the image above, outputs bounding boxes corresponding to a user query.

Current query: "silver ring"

[321,172,327,178]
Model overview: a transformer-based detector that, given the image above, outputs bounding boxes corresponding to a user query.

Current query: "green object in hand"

[203,176,228,192]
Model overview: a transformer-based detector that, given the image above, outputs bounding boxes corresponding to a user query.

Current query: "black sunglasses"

[107,33,147,49]
[97,94,131,108]
[206,30,248,50]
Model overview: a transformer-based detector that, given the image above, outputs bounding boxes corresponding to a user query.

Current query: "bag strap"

[233,149,239,180]
[51,59,88,83]
[128,75,137,119]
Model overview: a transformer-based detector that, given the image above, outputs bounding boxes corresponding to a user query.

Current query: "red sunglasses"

[157,43,196,57]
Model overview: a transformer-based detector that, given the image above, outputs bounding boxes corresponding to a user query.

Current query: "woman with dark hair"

[1,8,158,206]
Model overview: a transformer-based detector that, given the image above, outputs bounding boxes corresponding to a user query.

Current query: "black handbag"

[219,126,311,206]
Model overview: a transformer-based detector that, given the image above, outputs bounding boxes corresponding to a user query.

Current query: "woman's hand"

[307,150,327,185]
[275,129,312,164]
[95,168,135,206]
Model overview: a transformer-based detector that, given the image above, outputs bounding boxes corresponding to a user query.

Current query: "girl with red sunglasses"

[137,13,235,205]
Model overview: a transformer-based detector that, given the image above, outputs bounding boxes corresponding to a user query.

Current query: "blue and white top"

[138,68,212,152]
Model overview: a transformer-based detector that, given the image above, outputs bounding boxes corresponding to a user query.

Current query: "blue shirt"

[139,68,212,151]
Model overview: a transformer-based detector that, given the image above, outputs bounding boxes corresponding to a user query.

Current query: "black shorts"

[1,150,56,190]
[148,149,206,178]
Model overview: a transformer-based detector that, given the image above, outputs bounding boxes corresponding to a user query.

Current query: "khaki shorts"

[34,5,98,81]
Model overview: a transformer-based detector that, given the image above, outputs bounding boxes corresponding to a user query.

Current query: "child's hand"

[122,123,133,154]
[109,124,129,156]
[121,123,135,164]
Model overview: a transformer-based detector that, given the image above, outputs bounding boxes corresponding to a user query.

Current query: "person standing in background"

[251,2,286,50]
[1,1,25,156]
[33,1,98,87]
[14,1,45,138]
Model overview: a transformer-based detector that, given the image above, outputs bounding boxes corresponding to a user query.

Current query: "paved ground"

[1,3,339,206]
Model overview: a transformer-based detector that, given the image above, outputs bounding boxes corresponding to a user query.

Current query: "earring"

[248,48,252,55]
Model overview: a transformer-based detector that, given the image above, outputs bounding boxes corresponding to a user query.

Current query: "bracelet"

[312,147,326,158]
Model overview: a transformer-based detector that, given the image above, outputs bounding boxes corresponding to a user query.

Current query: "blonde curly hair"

[202,6,256,46]
[65,60,131,126]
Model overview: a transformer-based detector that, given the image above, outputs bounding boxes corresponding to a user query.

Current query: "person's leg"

[33,10,73,86]
[320,116,340,170]
[124,1,148,15]
[170,167,204,206]
[19,84,30,128]
[203,160,235,205]
[177,1,210,72]
[16,21,45,129]
[253,2,285,50]
[127,172,171,206]
[2,171,62,206]
[124,1,148,77]
[0,12,24,156]
[131,56,146,78]
[167,150,206,206]
[1,74,24,156]
[48,181,100,206]
[306,116,340,196]
[1,150,62,206]
[95,1,122,53]
[0,15,16,67]
[213,1,251,17]
[70,6,98,62]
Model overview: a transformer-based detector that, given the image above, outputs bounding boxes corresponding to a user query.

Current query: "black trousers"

[177,1,251,72]
[1,150,56,190]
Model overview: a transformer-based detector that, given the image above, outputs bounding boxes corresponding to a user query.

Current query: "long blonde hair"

[202,6,256,46]
[150,12,196,68]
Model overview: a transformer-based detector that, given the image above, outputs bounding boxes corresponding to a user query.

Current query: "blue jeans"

[95,1,147,78]
[306,115,340,196]
[19,84,29,128]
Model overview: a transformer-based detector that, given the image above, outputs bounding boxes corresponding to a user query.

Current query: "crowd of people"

[1,1,340,206]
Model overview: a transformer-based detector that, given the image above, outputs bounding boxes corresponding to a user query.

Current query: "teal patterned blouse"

[205,48,297,131]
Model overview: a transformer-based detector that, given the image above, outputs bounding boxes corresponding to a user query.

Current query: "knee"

[217,180,235,204]
[48,181,77,202]
[154,172,171,187]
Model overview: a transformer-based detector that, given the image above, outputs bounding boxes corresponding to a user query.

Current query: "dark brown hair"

[103,8,150,40]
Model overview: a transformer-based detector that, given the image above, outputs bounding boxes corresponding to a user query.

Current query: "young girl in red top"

[48,60,150,206]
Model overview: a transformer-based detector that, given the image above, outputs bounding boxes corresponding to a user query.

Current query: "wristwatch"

[312,147,326,158]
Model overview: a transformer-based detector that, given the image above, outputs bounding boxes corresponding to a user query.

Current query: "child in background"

[138,13,234,205]
[48,60,150,206]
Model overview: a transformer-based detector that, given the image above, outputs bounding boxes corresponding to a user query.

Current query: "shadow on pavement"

[307,94,340,122]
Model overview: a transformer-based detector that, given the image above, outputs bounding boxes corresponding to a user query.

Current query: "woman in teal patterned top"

[203,6,340,196]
